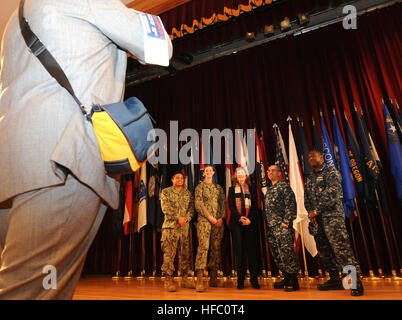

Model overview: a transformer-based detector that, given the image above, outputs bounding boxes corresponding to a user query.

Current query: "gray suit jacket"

[0,0,172,208]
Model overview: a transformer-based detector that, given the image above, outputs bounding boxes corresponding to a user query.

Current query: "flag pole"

[376,104,402,277]
[149,228,157,280]
[260,130,273,279]
[374,188,399,280]
[124,226,134,279]
[287,116,312,281]
[353,199,379,280]
[112,236,123,280]
[298,220,313,281]
[254,127,268,280]
[342,111,377,279]
[351,104,386,278]
[384,215,402,279]
[229,232,236,279]
[257,217,267,279]
[359,104,398,278]
[137,228,146,279]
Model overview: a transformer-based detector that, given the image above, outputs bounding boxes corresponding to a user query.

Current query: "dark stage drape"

[82,5,401,276]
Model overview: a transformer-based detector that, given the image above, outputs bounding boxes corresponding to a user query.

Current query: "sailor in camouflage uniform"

[304,150,364,296]
[194,165,226,292]
[160,172,195,292]
[264,165,300,291]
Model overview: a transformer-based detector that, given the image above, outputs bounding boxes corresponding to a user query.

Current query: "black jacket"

[227,185,258,230]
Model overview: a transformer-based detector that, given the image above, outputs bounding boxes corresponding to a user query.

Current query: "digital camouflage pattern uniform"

[264,180,300,274]
[194,181,226,271]
[304,163,361,275]
[160,186,195,276]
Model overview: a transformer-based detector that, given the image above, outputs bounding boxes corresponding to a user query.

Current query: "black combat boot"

[237,279,244,290]
[351,279,364,296]
[284,273,299,292]
[250,277,260,289]
[317,272,344,291]
[274,272,287,289]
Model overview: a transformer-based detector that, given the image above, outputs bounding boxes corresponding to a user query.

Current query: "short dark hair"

[171,172,185,179]
[309,149,323,155]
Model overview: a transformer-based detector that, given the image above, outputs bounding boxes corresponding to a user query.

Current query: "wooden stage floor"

[73,275,402,300]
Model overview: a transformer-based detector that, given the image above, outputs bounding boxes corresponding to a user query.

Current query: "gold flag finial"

[332,108,336,116]
[312,117,316,126]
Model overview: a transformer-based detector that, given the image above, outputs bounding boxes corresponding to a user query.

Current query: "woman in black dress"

[227,167,260,289]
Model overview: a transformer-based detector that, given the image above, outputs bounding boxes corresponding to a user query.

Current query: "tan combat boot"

[209,269,218,287]
[181,273,196,289]
[195,270,205,292]
[164,275,176,292]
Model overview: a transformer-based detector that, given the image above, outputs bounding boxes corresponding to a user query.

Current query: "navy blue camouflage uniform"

[304,163,361,275]
[264,180,300,274]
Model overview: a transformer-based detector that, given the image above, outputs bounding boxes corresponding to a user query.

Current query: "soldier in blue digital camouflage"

[194,164,226,292]
[160,171,196,292]
[264,165,300,291]
[305,149,364,296]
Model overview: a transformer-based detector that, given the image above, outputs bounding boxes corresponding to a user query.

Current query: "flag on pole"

[343,113,368,204]
[288,117,318,257]
[296,119,313,179]
[123,177,134,235]
[320,113,338,169]
[156,163,169,229]
[255,129,268,199]
[187,141,196,193]
[355,106,391,215]
[225,141,234,225]
[260,131,270,186]
[136,164,147,232]
[389,100,402,143]
[235,129,250,175]
[382,103,402,199]
[273,124,289,181]
[332,113,356,217]
[147,162,159,227]
[353,107,380,181]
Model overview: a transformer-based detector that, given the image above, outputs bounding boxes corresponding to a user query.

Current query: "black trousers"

[230,224,259,281]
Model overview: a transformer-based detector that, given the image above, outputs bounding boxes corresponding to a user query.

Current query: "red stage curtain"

[83,4,401,275]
